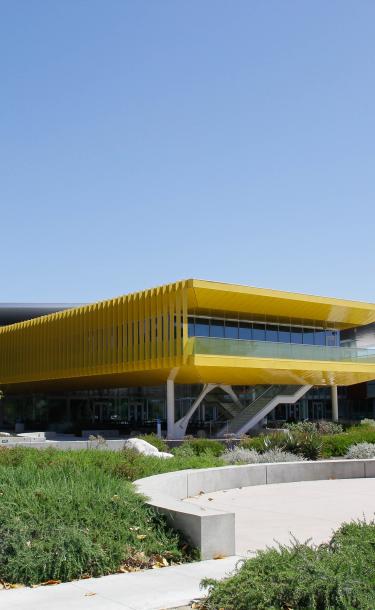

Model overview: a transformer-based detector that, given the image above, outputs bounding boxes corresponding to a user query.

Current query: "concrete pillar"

[166,379,175,439]
[331,385,339,422]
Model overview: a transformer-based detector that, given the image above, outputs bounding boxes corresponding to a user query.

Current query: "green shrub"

[0,448,187,585]
[284,420,343,435]
[239,435,265,452]
[240,430,322,460]
[136,433,168,453]
[316,420,344,435]
[181,438,224,457]
[361,418,375,428]
[322,428,375,457]
[202,520,375,610]
[171,443,196,458]
[294,431,323,460]
[283,420,318,434]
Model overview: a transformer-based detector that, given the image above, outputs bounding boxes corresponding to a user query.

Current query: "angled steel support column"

[331,385,339,422]
[173,383,218,439]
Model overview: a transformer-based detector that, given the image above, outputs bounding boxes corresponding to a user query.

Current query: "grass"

[0,446,223,586]
[201,520,375,610]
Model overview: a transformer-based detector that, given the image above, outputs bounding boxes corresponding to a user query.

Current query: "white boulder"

[156,451,174,459]
[124,438,173,458]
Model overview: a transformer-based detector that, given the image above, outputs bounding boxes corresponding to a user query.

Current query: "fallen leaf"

[84,592,96,597]
[41,579,61,586]
[10,584,25,589]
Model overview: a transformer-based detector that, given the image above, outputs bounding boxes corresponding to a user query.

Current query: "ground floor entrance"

[0,384,374,435]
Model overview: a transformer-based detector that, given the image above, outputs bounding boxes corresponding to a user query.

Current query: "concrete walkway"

[0,557,241,610]
[185,478,375,554]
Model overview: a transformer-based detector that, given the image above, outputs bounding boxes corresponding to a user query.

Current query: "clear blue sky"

[1,1,375,304]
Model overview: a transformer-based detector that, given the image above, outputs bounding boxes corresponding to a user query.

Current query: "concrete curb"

[135,459,375,559]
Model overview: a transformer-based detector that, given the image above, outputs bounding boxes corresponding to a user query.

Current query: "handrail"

[188,337,375,363]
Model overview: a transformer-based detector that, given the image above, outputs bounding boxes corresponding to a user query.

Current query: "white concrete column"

[166,379,175,439]
[331,385,339,422]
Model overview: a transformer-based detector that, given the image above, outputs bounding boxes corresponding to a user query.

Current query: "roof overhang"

[187,280,375,329]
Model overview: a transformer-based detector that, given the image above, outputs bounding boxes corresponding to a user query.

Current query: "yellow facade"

[1,279,375,392]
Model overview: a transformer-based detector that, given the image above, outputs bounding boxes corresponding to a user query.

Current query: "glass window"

[225,320,239,339]
[303,328,315,345]
[195,318,210,337]
[291,326,303,344]
[210,319,225,338]
[239,322,252,340]
[266,324,278,342]
[326,330,339,346]
[188,317,195,337]
[314,330,326,346]
[253,323,266,341]
[278,325,291,343]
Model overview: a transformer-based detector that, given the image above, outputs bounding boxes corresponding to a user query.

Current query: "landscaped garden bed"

[0,445,221,587]
[1,422,375,588]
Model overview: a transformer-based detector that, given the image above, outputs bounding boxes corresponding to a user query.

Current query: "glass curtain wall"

[188,316,340,347]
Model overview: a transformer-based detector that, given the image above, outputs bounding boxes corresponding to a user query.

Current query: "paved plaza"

[185,478,375,554]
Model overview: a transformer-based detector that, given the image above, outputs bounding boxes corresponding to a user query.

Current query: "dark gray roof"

[0,303,83,326]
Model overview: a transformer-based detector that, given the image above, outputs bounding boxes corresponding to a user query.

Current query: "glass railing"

[188,337,375,363]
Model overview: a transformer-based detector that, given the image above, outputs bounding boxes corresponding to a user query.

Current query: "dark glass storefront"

[1,383,374,436]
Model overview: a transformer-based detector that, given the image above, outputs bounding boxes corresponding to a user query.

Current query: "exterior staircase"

[217,384,312,436]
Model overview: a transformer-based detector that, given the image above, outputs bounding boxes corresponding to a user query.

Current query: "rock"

[154,451,173,459]
[123,438,173,459]
[124,438,161,455]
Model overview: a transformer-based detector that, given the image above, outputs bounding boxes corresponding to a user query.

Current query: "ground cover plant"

[201,520,375,610]
[222,447,305,464]
[345,442,375,459]
[0,446,223,586]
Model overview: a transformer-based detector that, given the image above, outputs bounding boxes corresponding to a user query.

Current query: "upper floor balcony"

[188,336,375,364]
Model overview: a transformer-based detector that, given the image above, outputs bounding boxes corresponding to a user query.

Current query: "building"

[1,279,375,437]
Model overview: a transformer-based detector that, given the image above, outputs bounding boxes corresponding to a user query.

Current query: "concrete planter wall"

[135,459,375,559]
